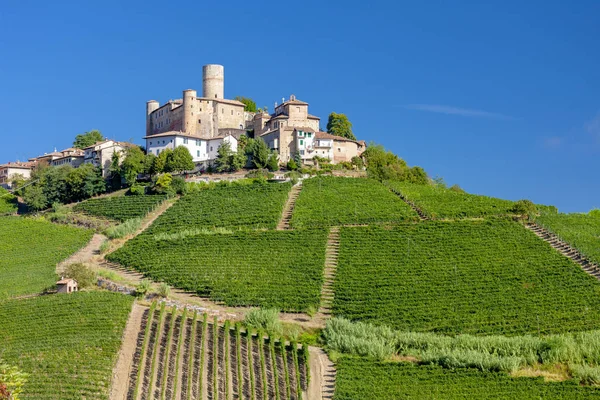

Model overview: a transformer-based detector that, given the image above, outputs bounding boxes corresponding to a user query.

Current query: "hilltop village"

[1,64,365,189]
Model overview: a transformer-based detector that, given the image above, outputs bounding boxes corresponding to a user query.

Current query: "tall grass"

[244,308,282,336]
[324,318,600,372]
[104,217,143,239]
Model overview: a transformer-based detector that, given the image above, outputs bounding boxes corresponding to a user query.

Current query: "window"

[221,108,224,114]
[300,150,305,155]
[307,133,312,138]
[156,149,160,155]
[184,138,188,144]
[210,146,213,151]
[162,140,165,144]
[296,107,300,112]
[196,140,201,146]
[149,141,152,145]
[300,139,303,145]
[198,119,201,124]
[338,148,341,152]
[197,150,200,157]
[231,110,233,115]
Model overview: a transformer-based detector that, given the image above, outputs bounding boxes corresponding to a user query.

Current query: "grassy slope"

[335,358,600,399]
[146,182,292,233]
[0,187,18,215]
[536,213,600,265]
[291,177,417,227]
[387,181,515,219]
[334,220,600,335]
[0,217,93,299]
[107,229,328,311]
[73,194,167,222]
[0,292,133,399]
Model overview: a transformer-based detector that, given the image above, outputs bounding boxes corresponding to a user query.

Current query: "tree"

[153,149,172,173]
[120,146,145,185]
[326,112,356,140]
[287,159,298,171]
[590,209,600,218]
[66,164,105,201]
[267,151,279,171]
[246,138,270,169]
[108,151,122,190]
[362,142,428,184]
[234,96,257,113]
[511,199,538,218]
[215,141,234,172]
[143,153,157,175]
[21,184,47,211]
[167,146,195,173]
[238,134,248,152]
[73,130,104,149]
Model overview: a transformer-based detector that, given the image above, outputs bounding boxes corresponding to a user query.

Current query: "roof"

[83,140,113,150]
[283,99,309,106]
[315,131,359,144]
[56,278,76,285]
[83,140,136,150]
[288,127,316,133]
[307,114,320,120]
[144,130,211,140]
[270,114,289,120]
[0,161,35,169]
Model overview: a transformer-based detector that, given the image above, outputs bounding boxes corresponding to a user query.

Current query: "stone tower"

[182,89,197,134]
[146,100,159,136]
[202,64,224,99]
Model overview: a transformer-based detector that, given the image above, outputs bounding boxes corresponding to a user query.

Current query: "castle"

[145,64,365,167]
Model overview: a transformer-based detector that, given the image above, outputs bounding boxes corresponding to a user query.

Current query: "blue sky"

[1,1,598,212]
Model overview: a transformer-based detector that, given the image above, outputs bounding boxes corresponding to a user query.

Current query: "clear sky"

[1,1,598,212]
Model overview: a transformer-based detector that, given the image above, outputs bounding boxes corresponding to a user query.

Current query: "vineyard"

[386,181,515,219]
[334,358,600,399]
[333,220,600,334]
[107,229,328,311]
[0,292,133,399]
[0,216,93,299]
[290,177,417,228]
[73,194,168,222]
[0,187,17,215]
[146,182,292,234]
[536,213,600,265]
[126,304,309,400]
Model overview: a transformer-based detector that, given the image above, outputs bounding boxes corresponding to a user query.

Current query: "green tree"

[267,151,279,171]
[215,141,234,172]
[326,112,356,140]
[73,130,104,149]
[153,148,172,173]
[143,153,157,175]
[234,96,257,113]
[153,173,173,194]
[238,134,249,152]
[120,146,145,185]
[362,142,428,184]
[108,151,122,190]
[166,146,195,173]
[246,138,270,169]
[66,164,105,201]
[21,184,47,211]
[287,159,298,171]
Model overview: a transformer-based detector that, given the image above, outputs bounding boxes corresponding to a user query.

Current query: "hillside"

[2,175,600,399]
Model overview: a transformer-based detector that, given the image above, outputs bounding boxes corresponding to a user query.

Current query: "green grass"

[334,357,600,399]
[333,220,600,335]
[73,194,167,222]
[146,182,291,233]
[0,187,18,215]
[386,181,515,219]
[536,213,600,265]
[290,177,418,227]
[107,229,328,311]
[0,292,133,399]
[0,217,93,299]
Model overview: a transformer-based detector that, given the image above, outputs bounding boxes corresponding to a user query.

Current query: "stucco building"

[0,161,35,188]
[83,140,134,177]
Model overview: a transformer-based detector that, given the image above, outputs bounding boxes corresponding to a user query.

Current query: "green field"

[0,292,133,399]
[107,229,328,311]
[146,182,291,233]
[334,358,600,399]
[387,181,515,219]
[333,220,600,334]
[0,217,93,299]
[290,177,417,227]
[0,187,18,215]
[536,213,600,265]
[73,194,168,222]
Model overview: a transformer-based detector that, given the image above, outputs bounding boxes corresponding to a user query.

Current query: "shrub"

[170,176,187,195]
[589,209,600,218]
[62,263,96,289]
[286,159,298,171]
[0,360,28,400]
[136,279,151,298]
[157,282,171,298]
[244,308,282,335]
[511,199,538,216]
[570,364,600,386]
[128,184,146,196]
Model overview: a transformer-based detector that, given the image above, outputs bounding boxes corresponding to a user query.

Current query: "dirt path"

[308,346,335,400]
[276,182,302,230]
[110,302,146,400]
[56,233,106,274]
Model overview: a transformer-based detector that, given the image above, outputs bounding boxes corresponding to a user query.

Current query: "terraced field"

[0,216,93,299]
[536,213,600,265]
[333,220,600,334]
[290,177,417,227]
[334,358,600,399]
[73,194,168,222]
[146,182,292,233]
[387,181,515,219]
[126,304,309,400]
[107,229,328,311]
[0,292,133,399]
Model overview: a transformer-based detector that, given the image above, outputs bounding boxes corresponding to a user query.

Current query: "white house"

[83,140,135,177]
[0,161,35,189]
[144,131,238,169]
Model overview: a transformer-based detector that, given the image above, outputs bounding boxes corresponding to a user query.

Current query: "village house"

[83,140,135,177]
[56,278,78,294]
[51,148,85,168]
[0,161,35,188]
